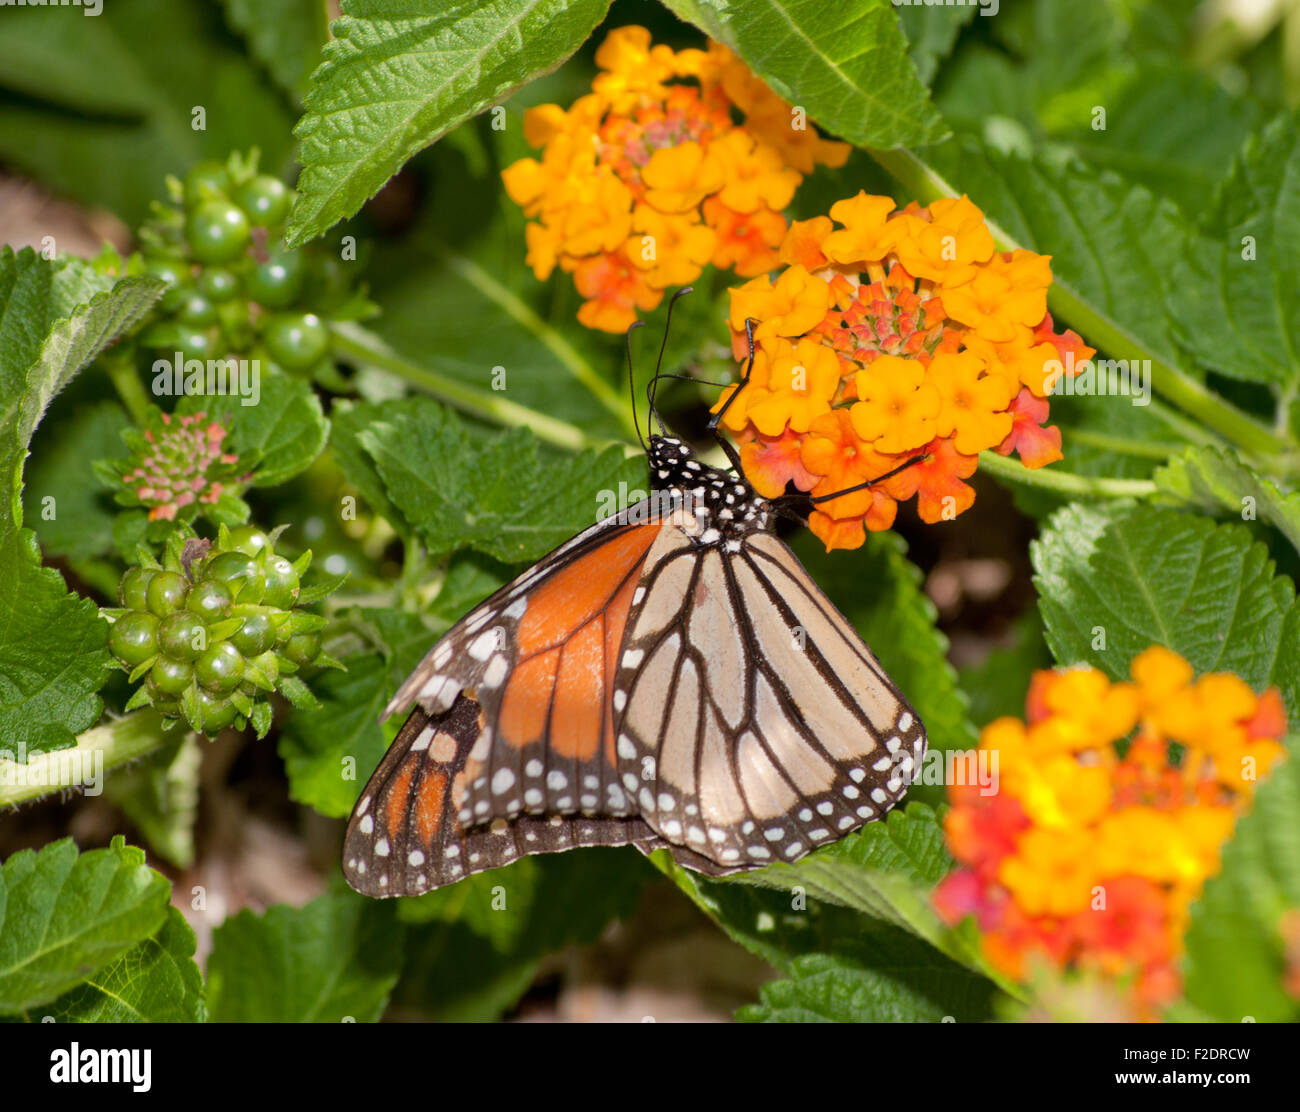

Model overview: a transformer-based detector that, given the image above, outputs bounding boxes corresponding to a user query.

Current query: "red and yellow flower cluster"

[502,26,848,332]
[933,648,1288,1019]
[713,193,1093,550]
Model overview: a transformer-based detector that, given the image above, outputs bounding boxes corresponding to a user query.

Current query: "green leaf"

[0,0,295,227]
[738,936,994,1022]
[357,396,644,563]
[1154,445,1300,558]
[0,837,171,1014]
[392,848,649,1021]
[1182,733,1300,1023]
[24,401,129,561]
[219,0,329,102]
[179,371,328,488]
[664,855,999,1021]
[278,607,436,817]
[22,908,205,1023]
[1032,503,1300,719]
[329,399,412,538]
[917,140,1190,376]
[1166,112,1300,386]
[206,890,404,1022]
[287,0,613,245]
[661,0,946,148]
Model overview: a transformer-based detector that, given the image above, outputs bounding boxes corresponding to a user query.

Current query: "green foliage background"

[1,0,1299,1022]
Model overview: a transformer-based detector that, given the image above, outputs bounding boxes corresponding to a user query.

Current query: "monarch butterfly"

[343,297,927,896]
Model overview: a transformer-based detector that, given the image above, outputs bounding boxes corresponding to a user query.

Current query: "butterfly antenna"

[646,286,693,434]
[705,316,757,475]
[625,320,648,452]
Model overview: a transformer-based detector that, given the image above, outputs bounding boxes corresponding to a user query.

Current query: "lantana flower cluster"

[933,648,1288,1018]
[713,193,1094,550]
[502,26,848,332]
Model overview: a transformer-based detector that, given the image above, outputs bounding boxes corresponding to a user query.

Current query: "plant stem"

[330,322,612,453]
[102,346,151,426]
[977,450,1156,497]
[0,709,167,807]
[1059,427,1184,460]
[426,237,639,440]
[867,147,1292,460]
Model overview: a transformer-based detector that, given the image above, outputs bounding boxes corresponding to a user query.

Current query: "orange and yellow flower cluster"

[933,648,1288,1019]
[502,26,848,332]
[713,193,1093,550]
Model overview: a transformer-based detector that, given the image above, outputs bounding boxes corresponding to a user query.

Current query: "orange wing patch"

[414,770,448,846]
[385,762,415,840]
[516,523,660,655]
[499,647,561,747]
[550,619,606,760]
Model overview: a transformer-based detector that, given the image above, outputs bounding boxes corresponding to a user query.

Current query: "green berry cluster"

[107,524,343,737]
[136,151,365,378]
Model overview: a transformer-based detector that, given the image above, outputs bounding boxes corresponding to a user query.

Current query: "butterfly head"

[646,434,770,539]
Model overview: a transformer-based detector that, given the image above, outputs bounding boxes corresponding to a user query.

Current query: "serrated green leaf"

[287,0,613,245]
[0,529,111,755]
[206,890,403,1022]
[178,371,327,488]
[392,848,648,1021]
[330,398,413,537]
[1154,445,1300,557]
[1166,112,1300,386]
[1181,733,1300,1022]
[358,396,644,563]
[1032,503,1300,719]
[0,837,171,1014]
[661,0,946,149]
[219,0,329,102]
[18,908,205,1023]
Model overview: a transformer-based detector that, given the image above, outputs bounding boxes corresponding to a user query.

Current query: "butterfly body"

[344,435,924,896]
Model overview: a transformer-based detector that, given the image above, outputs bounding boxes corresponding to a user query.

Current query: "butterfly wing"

[346,507,669,894]
[343,693,686,895]
[612,509,926,872]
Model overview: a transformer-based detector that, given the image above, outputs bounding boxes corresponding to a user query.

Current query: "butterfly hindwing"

[612,509,925,873]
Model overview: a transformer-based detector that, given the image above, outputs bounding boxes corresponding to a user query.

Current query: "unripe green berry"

[231,612,274,656]
[203,551,262,602]
[158,611,207,662]
[146,571,189,617]
[234,175,291,227]
[119,566,156,610]
[284,632,321,666]
[183,160,231,206]
[227,525,271,558]
[262,312,328,370]
[245,248,304,309]
[185,200,251,264]
[176,291,218,327]
[186,578,233,622]
[150,656,194,697]
[109,611,160,667]
[198,267,241,302]
[261,555,300,608]
[196,690,240,732]
[196,641,244,693]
